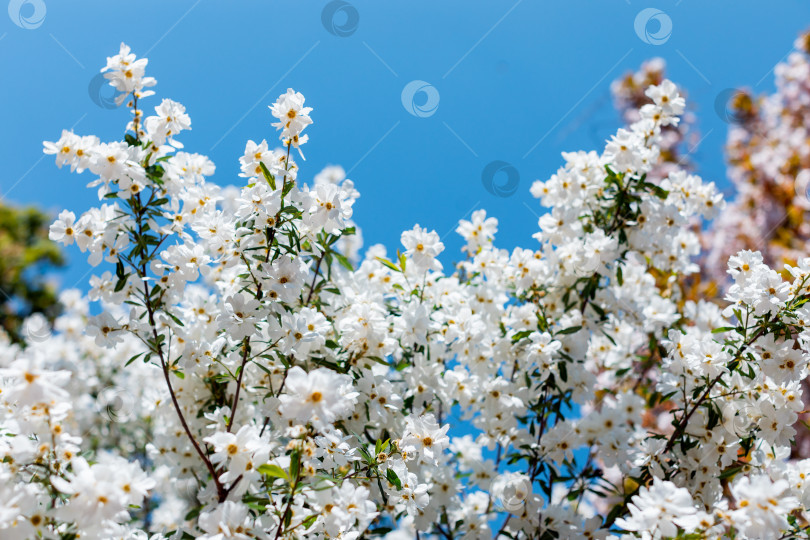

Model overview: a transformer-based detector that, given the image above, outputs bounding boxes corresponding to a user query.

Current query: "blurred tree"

[0,202,64,342]
[612,31,810,460]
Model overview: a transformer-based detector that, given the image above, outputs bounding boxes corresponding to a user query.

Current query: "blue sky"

[2,0,809,289]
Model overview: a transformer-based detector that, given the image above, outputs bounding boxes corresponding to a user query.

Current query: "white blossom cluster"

[2,43,810,539]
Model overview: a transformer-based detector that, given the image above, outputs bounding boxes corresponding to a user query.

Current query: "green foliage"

[0,202,64,342]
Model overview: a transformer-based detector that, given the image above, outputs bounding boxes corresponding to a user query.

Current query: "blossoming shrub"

[2,43,810,539]
[636,29,810,459]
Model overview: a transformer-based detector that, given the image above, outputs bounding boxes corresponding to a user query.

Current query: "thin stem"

[144,277,226,502]
[227,337,251,432]
[305,251,325,306]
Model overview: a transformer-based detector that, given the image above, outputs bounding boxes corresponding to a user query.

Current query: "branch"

[304,250,325,306]
[131,192,227,502]
[227,337,250,432]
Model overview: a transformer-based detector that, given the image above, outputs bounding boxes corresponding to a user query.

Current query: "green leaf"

[259,162,276,190]
[375,257,401,273]
[164,310,185,327]
[556,326,582,336]
[335,253,353,272]
[289,450,301,480]
[125,352,144,367]
[365,356,389,367]
[589,302,606,319]
[712,326,735,334]
[356,442,373,464]
[648,183,670,200]
[511,330,533,343]
[257,464,289,481]
[386,468,402,490]
[301,514,318,530]
[718,465,742,480]
[282,178,295,198]
[114,276,129,292]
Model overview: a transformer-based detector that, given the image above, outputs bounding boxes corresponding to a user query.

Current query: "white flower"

[0,358,70,407]
[49,210,78,245]
[729,476,799,540]
[493,472,532,513]
[645,79,685,119]
[401,225,444,272]
[456,209,498,254]
[198,501,254,540]
[269,88,313,156]
[86,312,125,348]
[398,413,450,465]
[278,367,358,429]
[303,182,354,235]
[101,42,156,102]
[43,130,98,172]
[144,98,191,147]
[615,478,698,538]
[220,293,260,339]
[27,40,810,540]
[51,456,153,529]
[204,425,265,473]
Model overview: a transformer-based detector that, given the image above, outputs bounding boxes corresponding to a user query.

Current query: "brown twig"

[227,337,251,432]
[305,251,325,306]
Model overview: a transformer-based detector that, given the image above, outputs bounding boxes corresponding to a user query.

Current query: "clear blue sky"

[2,0,809,289]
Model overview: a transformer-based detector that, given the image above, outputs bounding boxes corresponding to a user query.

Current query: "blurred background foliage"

[0,202,63,342]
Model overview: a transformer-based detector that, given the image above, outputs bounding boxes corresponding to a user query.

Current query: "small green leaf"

[712,326,735,334]
[301,514,318,529]
[336,253,353,271]
[289,450,301,480]
[556,326,582,336]
[718,465,742,480]
[259,162,276,190]
[114,276,129,292]
[511,330,533,343]
[365,356,389,367]
[282,178,295,198]
[125,352,144,367]
[386,468,402,490]
[164,311,185,327]
[376,257,402,273]
[257,464,289,481]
